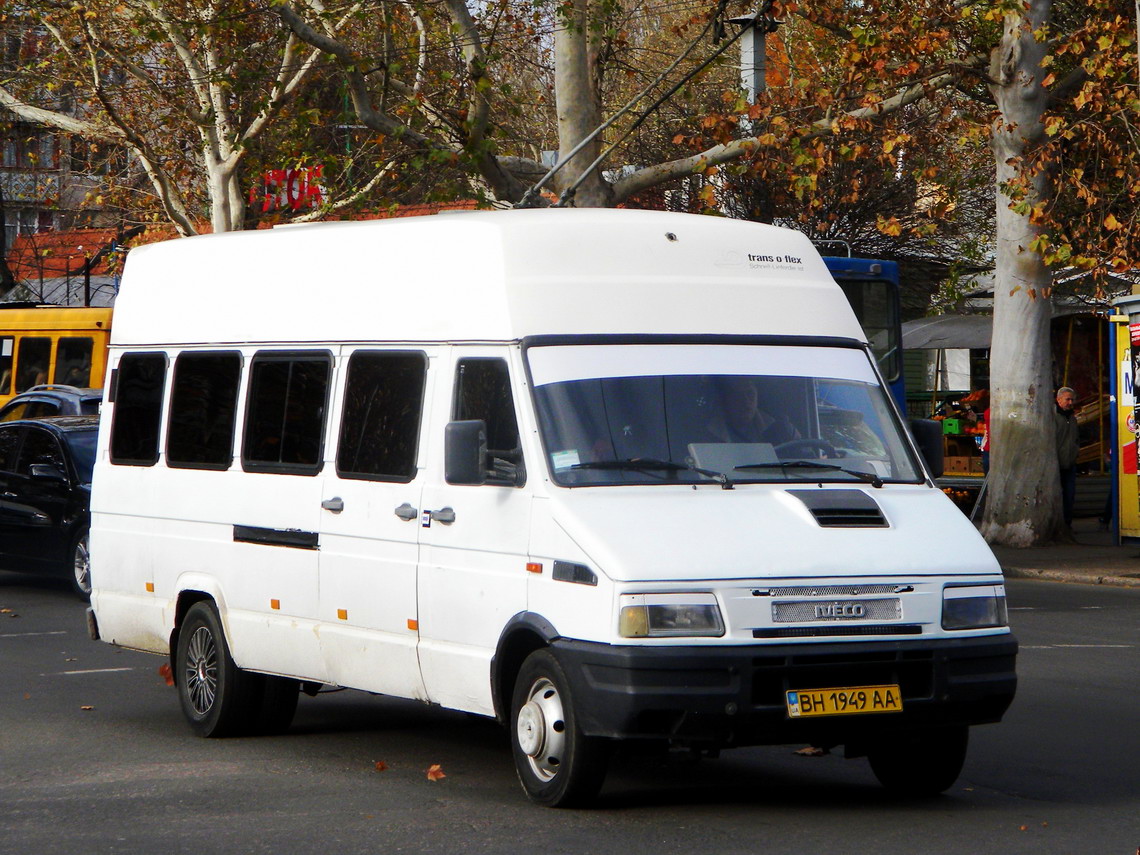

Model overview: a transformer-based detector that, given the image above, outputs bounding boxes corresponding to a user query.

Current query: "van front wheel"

[867,725,969,796]
[510,649,609,807]
[176,602,258,738]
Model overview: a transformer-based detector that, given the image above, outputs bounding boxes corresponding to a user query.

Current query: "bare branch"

[613,69,963,204]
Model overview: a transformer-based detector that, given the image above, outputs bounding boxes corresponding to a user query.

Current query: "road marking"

[1,630,68,638]
[1053,643,1133,648]
[47,667,138,676]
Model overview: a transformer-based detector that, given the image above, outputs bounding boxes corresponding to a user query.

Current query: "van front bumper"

[552,633,1017,746]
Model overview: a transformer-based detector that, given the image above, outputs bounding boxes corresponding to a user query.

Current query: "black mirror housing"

[445,420,488,485]
[908,418,944,479]
[29,462,68,483]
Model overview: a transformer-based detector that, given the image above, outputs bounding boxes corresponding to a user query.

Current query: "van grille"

[753,625,922,639]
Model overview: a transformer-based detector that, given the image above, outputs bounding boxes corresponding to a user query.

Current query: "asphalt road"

[2,574,1138,855]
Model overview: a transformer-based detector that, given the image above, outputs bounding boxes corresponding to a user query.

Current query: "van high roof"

[111,209,865,347]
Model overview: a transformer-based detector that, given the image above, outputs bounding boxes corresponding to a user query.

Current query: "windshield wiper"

[572,457,734,489]
[734,460,884,488]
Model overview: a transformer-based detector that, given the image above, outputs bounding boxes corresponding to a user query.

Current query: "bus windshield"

[528,343,922,487]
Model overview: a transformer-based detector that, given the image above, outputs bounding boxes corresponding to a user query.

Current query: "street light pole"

[729,9,781,135]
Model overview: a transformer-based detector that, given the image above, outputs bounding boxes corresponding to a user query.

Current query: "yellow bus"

[0,305,113,406]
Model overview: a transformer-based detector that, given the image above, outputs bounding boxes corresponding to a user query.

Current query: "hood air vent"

[787,489,888,528]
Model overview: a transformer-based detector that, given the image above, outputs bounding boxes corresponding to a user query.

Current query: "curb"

[1002,566,1140,588]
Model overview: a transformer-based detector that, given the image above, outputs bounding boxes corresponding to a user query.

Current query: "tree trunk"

[980,0,1065,546]
[553,0,610,207]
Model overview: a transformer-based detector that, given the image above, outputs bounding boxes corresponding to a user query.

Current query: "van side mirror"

[445,420,488,485]
[908,418,944,479]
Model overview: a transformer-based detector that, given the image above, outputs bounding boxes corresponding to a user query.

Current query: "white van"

[88,209,1016,806]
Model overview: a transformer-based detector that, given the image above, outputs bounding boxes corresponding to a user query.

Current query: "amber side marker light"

[526,562,543,574]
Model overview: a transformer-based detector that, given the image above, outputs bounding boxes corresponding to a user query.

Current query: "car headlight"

[942,584,1008,630]
[619,593,724,638]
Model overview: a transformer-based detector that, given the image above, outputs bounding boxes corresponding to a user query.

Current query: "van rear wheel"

[176,602,259,737]
[510,649,609,807]
[868,725,969,796]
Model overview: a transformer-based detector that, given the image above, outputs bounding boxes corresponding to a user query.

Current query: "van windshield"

[527,343,922,487]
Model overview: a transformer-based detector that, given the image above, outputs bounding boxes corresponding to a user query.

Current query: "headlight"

[619,593,724,638]
[942,584,1008,630]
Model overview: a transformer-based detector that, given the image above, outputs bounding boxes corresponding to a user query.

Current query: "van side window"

[54,337,94,387]
[109,353,167,466]
[16,337,50,391]
[167,352,242,470]
[454,358,524,486]
[242,352,331,474]
[336,351,426,482]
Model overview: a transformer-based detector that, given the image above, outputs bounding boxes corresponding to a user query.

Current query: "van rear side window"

[167,352,242,470]
[109,353,167,465]
[336,351,426,482]
[242,351,331,474]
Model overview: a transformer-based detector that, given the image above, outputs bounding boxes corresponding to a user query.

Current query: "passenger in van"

[705,376,800,445]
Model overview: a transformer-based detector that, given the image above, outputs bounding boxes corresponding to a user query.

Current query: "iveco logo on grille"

[772,597,901,623]
[815,602,866,618]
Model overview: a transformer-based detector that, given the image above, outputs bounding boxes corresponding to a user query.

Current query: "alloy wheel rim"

[73,537,91,594]
[184,626,218,715]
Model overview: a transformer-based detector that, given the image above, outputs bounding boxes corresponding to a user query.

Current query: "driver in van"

[706,376,800,445]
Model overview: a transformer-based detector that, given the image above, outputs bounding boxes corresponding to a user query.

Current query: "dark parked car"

[0,416,97,599]
[0,385,102,422]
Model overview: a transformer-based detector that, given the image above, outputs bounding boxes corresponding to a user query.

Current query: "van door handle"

[429,507,456,525]
[321,497,344,513]
[394,503,418,522]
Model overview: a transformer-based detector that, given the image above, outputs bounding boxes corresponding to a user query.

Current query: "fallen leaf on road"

[793,746,829,757]
[81,706,94,711]
[426,764,446,781]
[158,663,174,686]
[374,761,388,772]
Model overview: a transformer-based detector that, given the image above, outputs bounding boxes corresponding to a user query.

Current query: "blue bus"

[823,256,905,411]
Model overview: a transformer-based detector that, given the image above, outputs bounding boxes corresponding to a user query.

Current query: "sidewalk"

[992,517,1140,588]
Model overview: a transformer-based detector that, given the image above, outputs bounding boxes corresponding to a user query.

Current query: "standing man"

[1054,386,1080,527]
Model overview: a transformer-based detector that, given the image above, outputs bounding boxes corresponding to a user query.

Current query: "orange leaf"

[426,764,446,781]
[81,705,94,711]
[1104,213,1122,230]
[374,761,389,772]
[158,663,174,686]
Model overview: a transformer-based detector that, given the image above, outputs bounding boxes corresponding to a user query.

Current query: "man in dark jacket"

[1054,386,1080,526]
